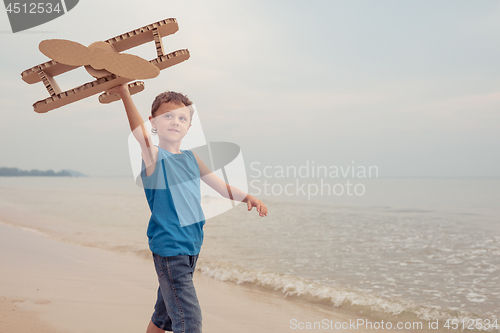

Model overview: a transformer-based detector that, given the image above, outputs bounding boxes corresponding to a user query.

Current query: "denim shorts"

[151,253,202,333]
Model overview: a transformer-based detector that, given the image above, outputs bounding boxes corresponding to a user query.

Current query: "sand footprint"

[33,300,51,305]
[11,297,26,303]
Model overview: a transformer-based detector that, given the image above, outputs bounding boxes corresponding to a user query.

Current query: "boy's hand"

[245,195,268,217]
[106,84,129,96]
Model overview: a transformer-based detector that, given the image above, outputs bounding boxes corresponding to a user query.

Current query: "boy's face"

[150,102,192,142]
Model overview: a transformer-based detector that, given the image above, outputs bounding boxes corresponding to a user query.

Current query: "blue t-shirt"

[140,146,205,257]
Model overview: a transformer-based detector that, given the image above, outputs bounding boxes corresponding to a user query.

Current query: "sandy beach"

[0,223,376,333]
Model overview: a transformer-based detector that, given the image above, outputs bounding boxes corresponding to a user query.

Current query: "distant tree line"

[0,167,75,177]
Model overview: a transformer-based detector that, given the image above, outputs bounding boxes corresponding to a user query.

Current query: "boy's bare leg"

[146,320,165,333]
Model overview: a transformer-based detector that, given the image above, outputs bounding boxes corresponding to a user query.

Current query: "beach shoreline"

[0,223,347,333]
[1,222,452,333]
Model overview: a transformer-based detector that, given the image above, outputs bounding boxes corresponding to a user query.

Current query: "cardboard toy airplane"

[21,18,189,113]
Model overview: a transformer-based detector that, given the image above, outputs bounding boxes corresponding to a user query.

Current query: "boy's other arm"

[108,85,158,175]
[192,152,268,217]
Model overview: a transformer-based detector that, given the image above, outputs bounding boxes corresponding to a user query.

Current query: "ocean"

[0,176,499,331]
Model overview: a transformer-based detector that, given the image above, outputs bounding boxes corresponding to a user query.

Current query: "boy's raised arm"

[108,85,156,166]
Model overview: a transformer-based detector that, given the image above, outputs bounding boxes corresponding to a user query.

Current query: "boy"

[109,84,268,333]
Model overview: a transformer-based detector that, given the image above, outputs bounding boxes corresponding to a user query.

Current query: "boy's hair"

[151,91,194,134]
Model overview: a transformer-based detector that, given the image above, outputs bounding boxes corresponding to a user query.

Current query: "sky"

[0,0,499,177]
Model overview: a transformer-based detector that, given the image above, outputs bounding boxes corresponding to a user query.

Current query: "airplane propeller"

[39,39,160,80]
